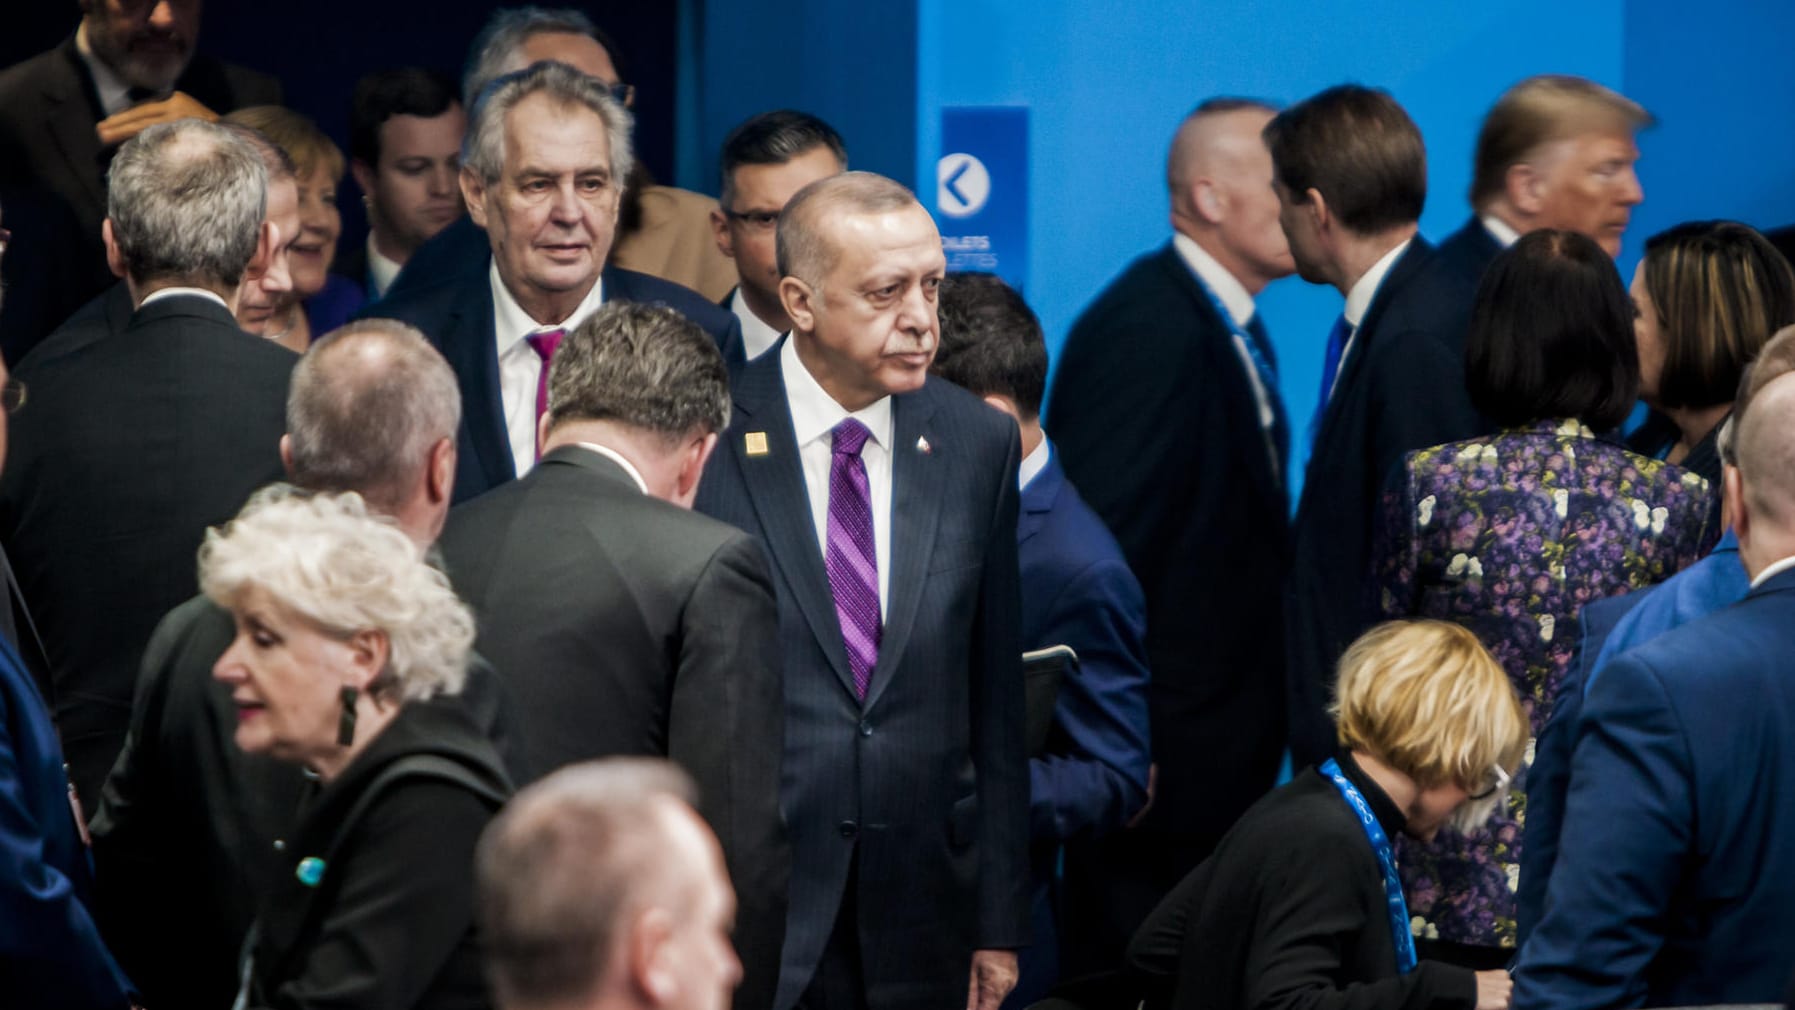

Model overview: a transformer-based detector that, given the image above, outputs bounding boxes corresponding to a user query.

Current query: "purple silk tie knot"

[826,418,881,699]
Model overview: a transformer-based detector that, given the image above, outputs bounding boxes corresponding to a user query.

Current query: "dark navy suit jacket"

[695,343,1028,1010]
[1434,215,1504,288]
[1516,564,1795,1008]
[0,627,133,1008]
[1285,237,1482,768]
[359,258,743,502]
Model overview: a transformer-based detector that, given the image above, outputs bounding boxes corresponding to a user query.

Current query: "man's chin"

[118,53,188,94]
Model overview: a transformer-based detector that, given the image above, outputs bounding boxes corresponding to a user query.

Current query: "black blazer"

[1435,216,1504,288]
[1047,242,1288,849]
[1284,239,1482,769]
[0,37,281,350]
[1126,755,1476,1010]
[0,293,294,806]
[88,594,522,1010]
[362,258,745,502]
[695,345,1029,1010]
[14,279,135,374]
[438,445,789,1010]
[242,699,512,1010]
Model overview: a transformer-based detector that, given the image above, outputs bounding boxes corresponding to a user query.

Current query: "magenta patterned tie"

[526,329,564,459]
[826,418,881,699]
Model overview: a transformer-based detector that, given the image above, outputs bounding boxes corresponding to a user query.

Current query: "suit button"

[838,820,859,839]
[858,720,873,737]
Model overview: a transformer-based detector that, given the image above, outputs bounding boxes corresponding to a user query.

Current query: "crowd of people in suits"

[1,3,1794,1010]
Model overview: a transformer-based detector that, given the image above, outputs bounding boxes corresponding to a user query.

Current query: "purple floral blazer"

[1373,419,1717,949]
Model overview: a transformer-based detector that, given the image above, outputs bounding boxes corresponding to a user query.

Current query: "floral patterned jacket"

[1373,419,1717,949]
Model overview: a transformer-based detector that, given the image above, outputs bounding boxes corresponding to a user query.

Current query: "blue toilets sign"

[935,107,1027,291]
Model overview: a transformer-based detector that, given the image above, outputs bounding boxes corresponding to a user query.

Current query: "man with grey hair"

[383,6,738,305]
[440,299,786,1010]
[696,171,1028,1010]
[479,758,742,1010]
[0,118,293,810]
[88,318,519,1010]
[370,59,743,504]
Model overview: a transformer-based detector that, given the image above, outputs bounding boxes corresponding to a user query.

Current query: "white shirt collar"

[366,234,403,299]
[1480,213,1522,248]
[780,334,893,453]
[1018,437,1050,491]
[1749,554,1795,589]
[139,287,231,312]
[1171,232,1257,329]
[1344,237,1412,328]
[489,260,605,356]
[571,442,650,495]
[74,22,132,118]
[731,287,786,361]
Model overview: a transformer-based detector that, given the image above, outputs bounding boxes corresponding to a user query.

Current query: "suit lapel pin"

[745,432,769,457]
[916,436,932,455]
[295,856,326,887]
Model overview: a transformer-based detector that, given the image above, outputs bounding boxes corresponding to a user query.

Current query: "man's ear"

[1724,464,1748,540]
[673,432,720,507]
[461,167,489,229]
[781,276,817,334]
[536,412,553,458]
[102,219,128,279]
[350,160,377,209]
[428,437,456,505]
[628,908,677,1004]
[1192,178,1224,225]
[279,433,295,478]
[1303,187,1330,234]
[1506,161,1546,217]
[710,206,735,260]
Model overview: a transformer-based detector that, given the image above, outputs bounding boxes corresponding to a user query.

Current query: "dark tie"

[826,419,881,699]
[1241,314,1289,468]
[526,329,565,458]
[1309,314,1352,444]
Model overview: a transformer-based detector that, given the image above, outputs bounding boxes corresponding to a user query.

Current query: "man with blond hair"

[1439,74,1651,280]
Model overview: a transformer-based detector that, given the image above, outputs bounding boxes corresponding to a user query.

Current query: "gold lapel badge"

[745,432,770,457]
[916,436,932,455]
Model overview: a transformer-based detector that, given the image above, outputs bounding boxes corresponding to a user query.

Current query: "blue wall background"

[693,1,1795,499]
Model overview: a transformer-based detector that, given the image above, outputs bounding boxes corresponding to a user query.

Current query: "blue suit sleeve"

[1514,653,1689,1010]
[1028,556,1151,843]
[0,691,134,1009]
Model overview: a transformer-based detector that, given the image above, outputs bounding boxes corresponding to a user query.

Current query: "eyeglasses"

[2,377,26,414]
[1468,763,1512,802]
[604,81,635,107]
[722,208,781,232]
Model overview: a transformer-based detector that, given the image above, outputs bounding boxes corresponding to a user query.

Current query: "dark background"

[3,2,683,246]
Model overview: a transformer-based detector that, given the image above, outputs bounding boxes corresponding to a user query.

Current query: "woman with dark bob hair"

[1627,220,1795,485]
[1370,229,1717,968]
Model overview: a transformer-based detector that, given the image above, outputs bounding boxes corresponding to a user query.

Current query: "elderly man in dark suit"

[696,172,1028,1010]
[0,0,280,358]
[369,61,741,504]
[0,118,294,810]
[1516,370,1795,1007]
[438,299,787,1010]
[1044,96,1295,979]
[1263,85,1483,771]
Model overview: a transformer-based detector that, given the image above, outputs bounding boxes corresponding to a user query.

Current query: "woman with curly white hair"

[206,487,512,1010]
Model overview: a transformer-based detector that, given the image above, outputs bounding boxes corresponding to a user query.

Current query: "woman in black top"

[1127,620,1526,1010]
[202,489,512,1010]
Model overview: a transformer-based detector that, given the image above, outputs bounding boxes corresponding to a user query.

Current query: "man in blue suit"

[696,173,1028,1010]
[365,62,741,504]
[0,339,134,1007]
[1515,370,1795,1007]
[933,273,1151,1006]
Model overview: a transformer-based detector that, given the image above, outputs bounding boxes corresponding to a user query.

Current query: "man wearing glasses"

[711,111,848,360]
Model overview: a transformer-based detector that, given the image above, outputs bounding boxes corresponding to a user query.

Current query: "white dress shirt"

[1331,237,1413,398]
[572,442,649,495]
[731,288,785,361]
[1172,232,1280,438]
[781,336,893,618]
[139,287,230,312]
[75,23,132,117]
[1018,437,1050,492]
[490,263,606,476]
[1480,214,1522,248]
[366,235,402,299]
[1750,554,1795,590]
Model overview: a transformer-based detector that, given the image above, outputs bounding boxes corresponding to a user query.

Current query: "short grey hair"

[199,487,475,703]
[286,320,462,512]
[547,301,730,445]
[462,6,601,109]
[107,119,268,288]
[462,60,633,192]
[776,171,919,289]
[477,758,698,1009]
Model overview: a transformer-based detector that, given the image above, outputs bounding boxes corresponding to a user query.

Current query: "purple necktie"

[826,418,881,699]
[526,329,565,459]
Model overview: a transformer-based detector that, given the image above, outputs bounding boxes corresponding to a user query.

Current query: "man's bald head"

[775,171,920,291]
[1734,372,1795,528]
[1164,97,1293,293]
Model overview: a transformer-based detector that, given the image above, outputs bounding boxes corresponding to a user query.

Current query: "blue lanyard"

[1187,269,1276,383]
[1320,758,1418,974]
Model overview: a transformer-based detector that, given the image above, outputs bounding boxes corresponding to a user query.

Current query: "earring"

[337,686,359,747]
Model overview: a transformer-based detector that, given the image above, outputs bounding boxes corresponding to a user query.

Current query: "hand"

[1126,762,1159,829]
[96,91,220,147]
[965,948,1019,1010]
[1473,970,1512,1010]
